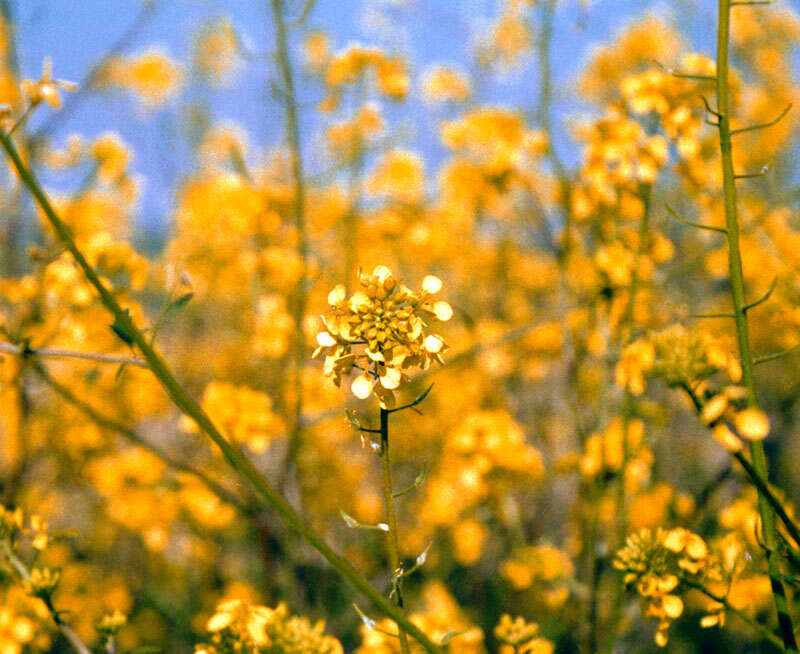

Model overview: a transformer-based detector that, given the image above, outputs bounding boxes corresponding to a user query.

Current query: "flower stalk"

[0,129,443,654]
[380,407,411,654]
[715,0,798,649]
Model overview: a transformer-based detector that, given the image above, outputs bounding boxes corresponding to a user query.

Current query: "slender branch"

[653,59,717,81]
[715,2,796,646]
[681,578,784,649]
[30,360,248,514]
[380,408,411,654]
[689,312,735,319]
[270,0,311,497]
[0,341,147,368]
[666,203,727,234]
[743,277,776,312]
[387,384,434,414]
[731,103,792,135]
[754,343,800,366]
[0,129,442,654]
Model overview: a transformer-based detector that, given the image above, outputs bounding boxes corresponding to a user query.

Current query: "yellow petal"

[328,284,346,306]
[380,367,401,389]
[317,331,336,347]
[701,395,727,424]
[663,595,684,619]
[734,408,769,440]
[711,424,742,452]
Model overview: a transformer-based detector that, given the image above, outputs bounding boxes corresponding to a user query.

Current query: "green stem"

[30,360,248,514]
[715,2,798,650]
[269,0,310,496]
[682,578,784,650]
[380,408,411,654]
[0,130,442,654]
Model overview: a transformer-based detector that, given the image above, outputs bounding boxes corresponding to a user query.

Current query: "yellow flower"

[22,57,76,109]
[734,407,770,440]
[314,266,452,407]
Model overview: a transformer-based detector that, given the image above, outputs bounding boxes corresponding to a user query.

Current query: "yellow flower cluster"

[580,417,652,488]
[324,102,385,161]
[421,65,472,105]
[193,17,242,87]
[616,324,741,396]
[314,265,452,407]
[318,43,408,109]
[196,599,343,654]
[98,49,183,108]
[700,392,771,452]
[614,527,720,647]
[181,381,285,453]
[441,108,547,180]
[500,545,573,609]
[494,614,554,654]
[367,149,425,204]
[419,411,544,533]
[571,110,668,223]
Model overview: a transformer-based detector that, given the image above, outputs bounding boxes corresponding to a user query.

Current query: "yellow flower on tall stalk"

[314,265,452,408]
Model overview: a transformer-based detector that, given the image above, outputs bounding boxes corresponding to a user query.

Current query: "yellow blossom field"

[1,0,800,652]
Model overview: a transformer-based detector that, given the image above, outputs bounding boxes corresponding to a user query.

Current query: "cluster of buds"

[494,614,554,653]
[700,388,771,452]
[314,266,452,408]
[24,567,61,601]
[616,324,741,396]
[96,611,128,638]
[614,528,719,647]
[196,599,342,654]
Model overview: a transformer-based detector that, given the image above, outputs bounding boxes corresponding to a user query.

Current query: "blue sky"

[12,0,798,237]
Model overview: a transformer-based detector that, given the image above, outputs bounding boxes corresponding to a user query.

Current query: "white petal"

[380,367,401,389]
[351,373,374,399]
[422,275,442,294]
[372,265,392,282]
[424,335,443,353]
[434,301,453,321]
[328,284,346,306]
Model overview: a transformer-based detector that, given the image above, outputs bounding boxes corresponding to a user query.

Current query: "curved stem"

[715,1,798,650]
[380,408,411,654]
[0,130,442,654]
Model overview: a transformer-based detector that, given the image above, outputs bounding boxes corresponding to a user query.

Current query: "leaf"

[110,309,135,345]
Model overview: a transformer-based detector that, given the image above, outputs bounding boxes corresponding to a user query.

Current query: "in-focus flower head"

[314,266,452,407]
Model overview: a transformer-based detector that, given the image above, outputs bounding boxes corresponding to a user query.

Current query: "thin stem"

[715,2,798,649]
[269,0,311,496]
[0,129,442,654]
[380,408,411,654]
[681,578,784,649]
[30,360,248,514]
[0,340,147,368]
